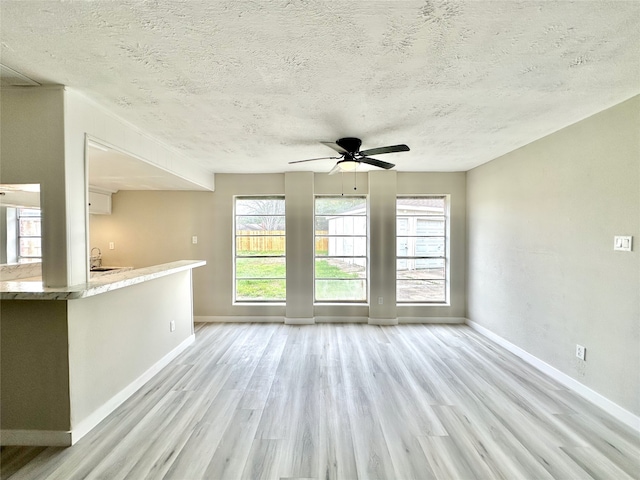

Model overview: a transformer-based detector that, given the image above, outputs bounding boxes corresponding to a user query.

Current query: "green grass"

[236,258,285,278]
[236,279,286,300]
[314,260,359,279]
[235,258,361,299]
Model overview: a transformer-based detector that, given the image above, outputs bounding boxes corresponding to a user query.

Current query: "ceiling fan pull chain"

[354,164,357,191]
[341,170,344,196]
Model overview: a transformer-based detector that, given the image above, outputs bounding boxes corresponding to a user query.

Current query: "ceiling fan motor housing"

[336,137,362,153]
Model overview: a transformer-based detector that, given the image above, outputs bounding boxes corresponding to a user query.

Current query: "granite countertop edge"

[1,260,206,300]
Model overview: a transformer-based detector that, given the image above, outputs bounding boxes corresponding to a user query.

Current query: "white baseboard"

[284,317,315,325]
[315,316,368,323]
[194,316,284,323]
[1,429,72,447]
[368,318,399,326]
[399,316,466,324]
[194,316,464,325]
[70,334,195,445]
[466,319,640,433]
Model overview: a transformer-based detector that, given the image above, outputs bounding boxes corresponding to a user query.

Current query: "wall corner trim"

[466,319,640,433]
[399,316,466,324]
[284,317,315,325]
[70,334,195,446]
[368,317,399,326]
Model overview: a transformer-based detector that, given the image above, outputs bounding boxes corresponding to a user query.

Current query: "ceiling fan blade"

[359,144,410,156]
[328,163,342,175]
[320,141,348,154]
[359,156,395,170]
[288,156,341,164]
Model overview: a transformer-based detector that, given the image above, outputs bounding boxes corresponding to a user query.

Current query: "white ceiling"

[0,184,40,208]
[1,1,639,174]
[88,142,211,192]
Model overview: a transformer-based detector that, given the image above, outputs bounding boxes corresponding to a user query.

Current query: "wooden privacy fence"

[237,231,328,253]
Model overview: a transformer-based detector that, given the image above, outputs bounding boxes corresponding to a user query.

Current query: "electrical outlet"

[576,344,586,361]
[192,236,198,244]
[170,320,176,332]
[378,297,383,305]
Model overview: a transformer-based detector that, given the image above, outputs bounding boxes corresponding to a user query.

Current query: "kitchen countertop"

[0,260,206,300]
[90,266,134,277]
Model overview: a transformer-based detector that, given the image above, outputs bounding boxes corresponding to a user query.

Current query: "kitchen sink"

[90,267,120,272]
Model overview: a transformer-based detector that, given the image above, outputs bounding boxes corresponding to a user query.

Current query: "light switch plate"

[614,235,632,251]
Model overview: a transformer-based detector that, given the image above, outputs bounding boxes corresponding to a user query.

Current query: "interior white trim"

[0,429,72,447]
[194,316,466,325]
[88,184,117,195]
[284,317,315,325]
[399,316,466,324]
[466,319,640,433]
[70,334,195,445]
[195,316,284,323]
[314,316,368,323]
[368,318,399,326]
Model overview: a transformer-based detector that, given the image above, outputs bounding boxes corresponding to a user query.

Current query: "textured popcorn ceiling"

[1,1,639,174]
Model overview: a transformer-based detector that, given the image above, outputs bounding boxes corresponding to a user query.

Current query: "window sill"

[397,302,451,307]
[233,302,286,306]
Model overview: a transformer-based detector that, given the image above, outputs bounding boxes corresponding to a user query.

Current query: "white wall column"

[368,170,397,324]
[285,172,315,323]
[0,87,72,287]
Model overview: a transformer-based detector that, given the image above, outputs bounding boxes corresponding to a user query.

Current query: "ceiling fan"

[289,137,410,174]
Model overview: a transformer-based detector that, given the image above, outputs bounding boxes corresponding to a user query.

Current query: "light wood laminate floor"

[2,323,639,479]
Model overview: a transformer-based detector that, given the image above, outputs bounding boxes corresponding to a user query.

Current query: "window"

[315,196,367,302]
[396,197,447,303]
[234,197,285,302]
[17,208,42,263]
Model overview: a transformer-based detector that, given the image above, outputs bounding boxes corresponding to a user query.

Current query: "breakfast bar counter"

[1,260,206,300]
[1,260,206,447]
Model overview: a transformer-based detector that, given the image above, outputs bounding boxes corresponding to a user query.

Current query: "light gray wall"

[369,171,398,320]
[0,300,71,431]
[0,271,194,438]
[91,171,467,320]
[0,87,70,286]
[63,89,215,286]
[398,172,467,319]
[285,172,315,320]
[466,95,640,416]
[0,87,214,287]
[67,270,194,430]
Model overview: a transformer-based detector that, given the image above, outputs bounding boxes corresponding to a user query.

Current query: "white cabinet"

[89,190,112,215]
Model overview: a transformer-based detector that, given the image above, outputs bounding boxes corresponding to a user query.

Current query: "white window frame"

[234,196,286,303]
[17,207,42,263]
[396,196,448,304]
[314,195,368,303]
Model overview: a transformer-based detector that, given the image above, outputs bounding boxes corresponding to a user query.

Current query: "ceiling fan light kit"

[335,159,358,172]
[289,137,410,174]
